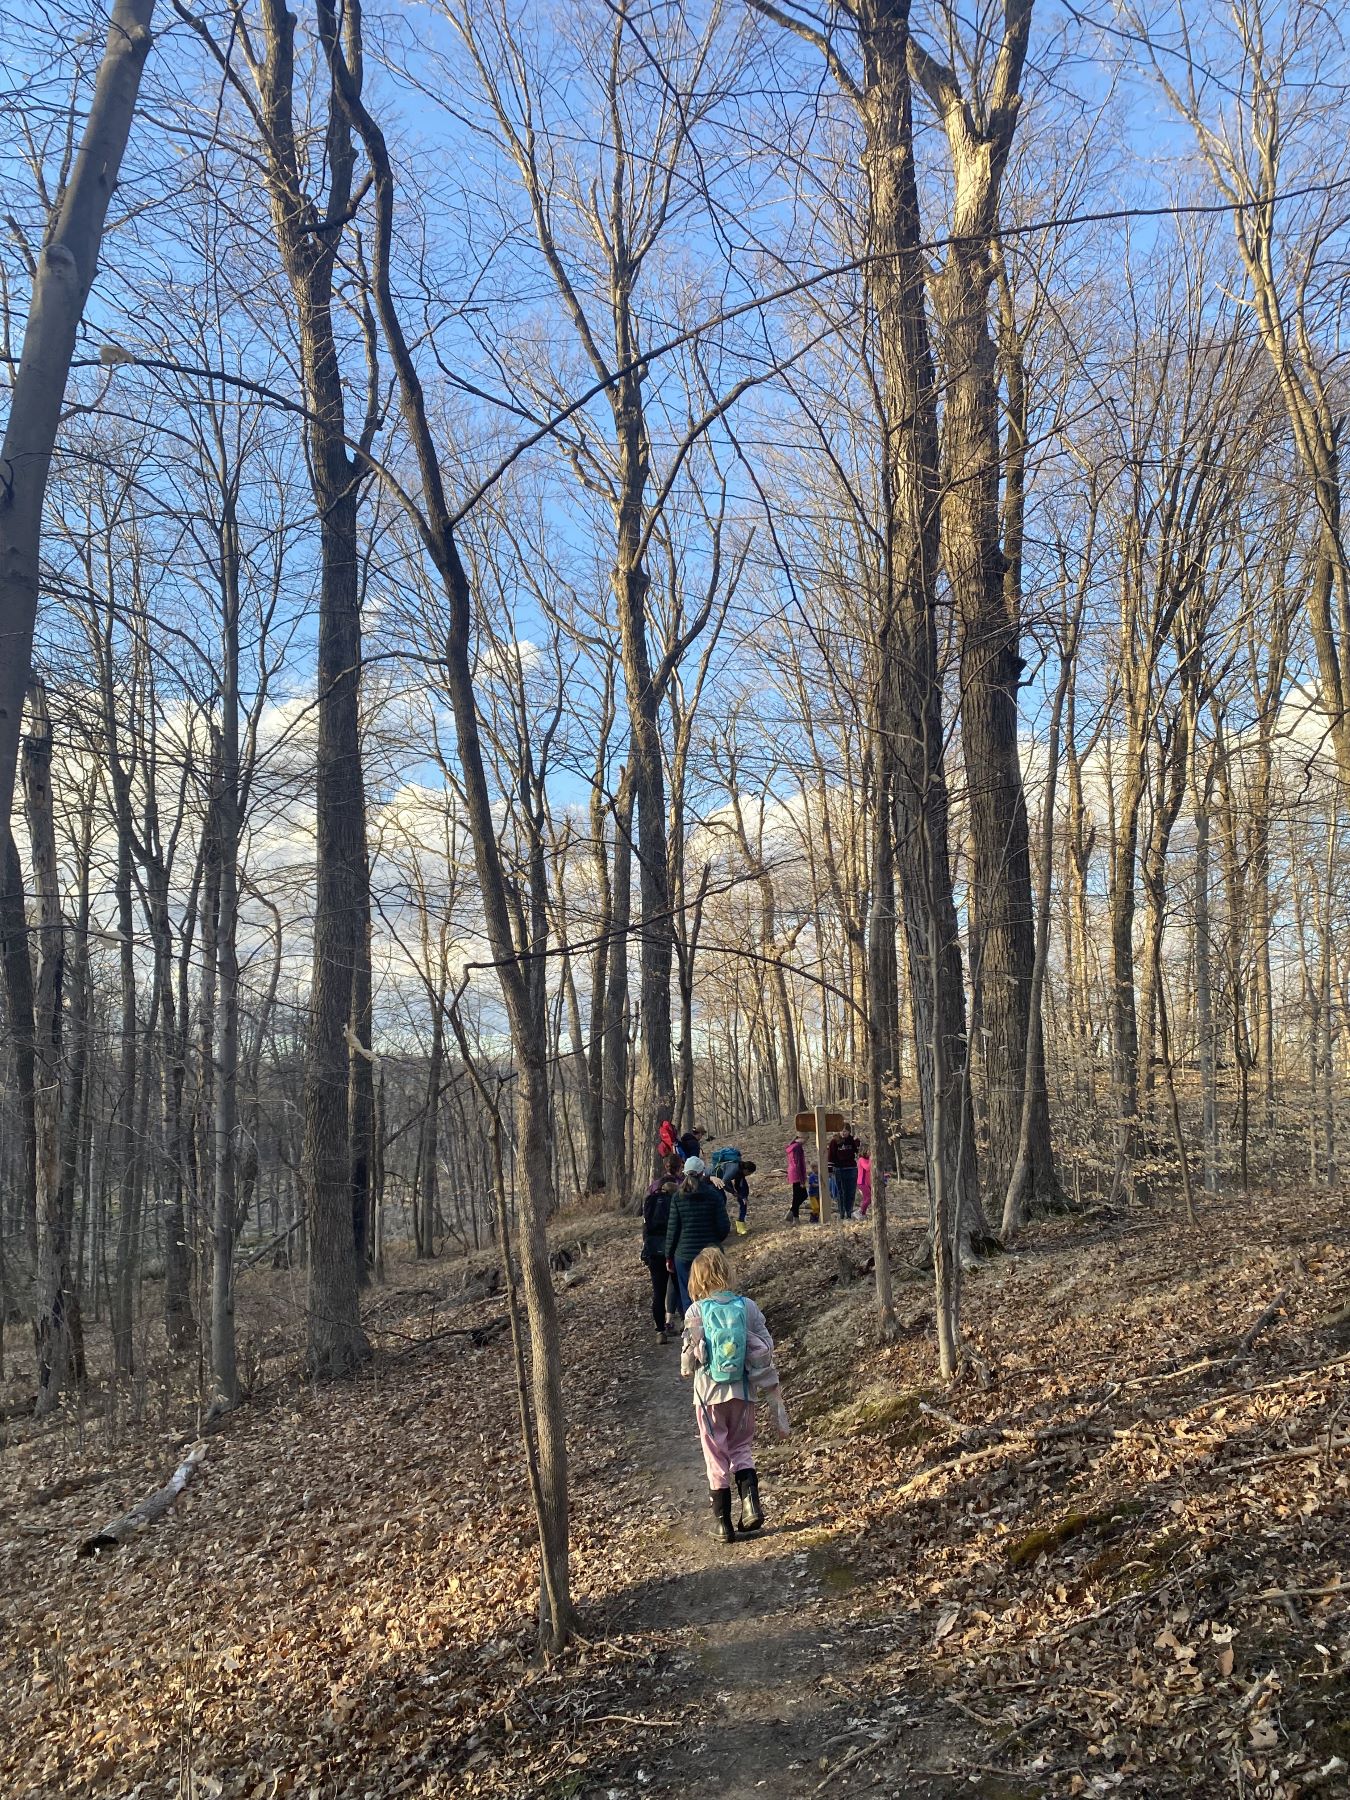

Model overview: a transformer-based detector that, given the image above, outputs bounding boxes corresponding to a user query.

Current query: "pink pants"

[695,1397,756,1489]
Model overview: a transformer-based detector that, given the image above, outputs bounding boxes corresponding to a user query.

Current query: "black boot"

[710,1486,736,1543]
[735,1467,764,1534]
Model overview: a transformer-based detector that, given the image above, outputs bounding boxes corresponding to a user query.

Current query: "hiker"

[857,1146,873,1219]
[786,1133,808,1221]
[680,1245,788,1543]
[641,1160,683,1342]
[807,1164,821,1221]
[676,1125,703,1163]
[665,1156,730,1312]
[658,1117,677,1163]
[710,1143,753,1234]
[828,1122,861,1220]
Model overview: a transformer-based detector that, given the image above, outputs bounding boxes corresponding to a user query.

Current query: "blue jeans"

[834,1166,858,1218]
[675,1259,695,1312]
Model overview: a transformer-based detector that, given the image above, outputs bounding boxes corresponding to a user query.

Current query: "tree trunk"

[857,0,984,1272]
[0,0,155,830]
[349,871,375,1284]
[23,689,75,1411]
[0,832,38,1280]
[1192,741,1218,1193]
[867,738,899,1335]
[417,1012,444,1258]
[248,0,372,1375]
[603,778,634,1201]
[914,1,1047,1214]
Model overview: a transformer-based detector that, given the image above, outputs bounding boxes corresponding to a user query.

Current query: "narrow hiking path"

[600,1333,927,1799]
[565,1231,963,1800]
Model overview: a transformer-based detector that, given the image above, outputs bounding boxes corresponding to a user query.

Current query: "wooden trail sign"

[796,1109,845,1136]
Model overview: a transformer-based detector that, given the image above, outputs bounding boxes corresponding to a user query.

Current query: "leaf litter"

[0,1175,1346,1798]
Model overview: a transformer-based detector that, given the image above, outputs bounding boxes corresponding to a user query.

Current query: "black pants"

[835,1165,858,1219]
[790,1181,807,1217]
[647,1257,675,1330]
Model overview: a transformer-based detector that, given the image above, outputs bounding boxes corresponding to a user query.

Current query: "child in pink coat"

[680,1246,787,1541]
[857,1151,873,1218]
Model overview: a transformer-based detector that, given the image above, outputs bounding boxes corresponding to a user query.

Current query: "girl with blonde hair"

[680,1246,788,1542]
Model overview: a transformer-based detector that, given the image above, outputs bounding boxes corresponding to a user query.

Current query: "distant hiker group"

[640,1125,787,1543]
[639,1113,873,1545]
[785,1122,871,1222]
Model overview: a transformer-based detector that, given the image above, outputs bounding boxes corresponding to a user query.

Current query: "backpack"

[701,1291,747,1386]
[643,1186,671,1241]
[710,1146,742,1187]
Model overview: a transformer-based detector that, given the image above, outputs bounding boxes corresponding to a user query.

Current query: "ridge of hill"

[2,1176,1348,1798]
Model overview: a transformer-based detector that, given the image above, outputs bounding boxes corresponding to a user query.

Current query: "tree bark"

[22,686,75,1411]
[0,0,156,832]
[911,1,1052,1215]
[856,0,984,1270]
[246,0,373,1375]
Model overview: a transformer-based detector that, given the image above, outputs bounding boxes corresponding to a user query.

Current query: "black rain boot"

[735,1468,764,1534]
[710,1486,736,1543]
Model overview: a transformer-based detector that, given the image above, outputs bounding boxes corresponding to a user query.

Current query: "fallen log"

[78,1442,206,1557]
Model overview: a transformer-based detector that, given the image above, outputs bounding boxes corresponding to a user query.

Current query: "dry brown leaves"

[1,1182,1347,1800]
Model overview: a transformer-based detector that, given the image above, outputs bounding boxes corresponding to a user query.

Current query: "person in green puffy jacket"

[665,1156,730,1311]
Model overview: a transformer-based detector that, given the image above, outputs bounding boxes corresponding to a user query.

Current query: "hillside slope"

[2,1185,1348,1798]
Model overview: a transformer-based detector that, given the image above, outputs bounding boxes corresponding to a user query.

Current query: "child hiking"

[679,1246,788,1543]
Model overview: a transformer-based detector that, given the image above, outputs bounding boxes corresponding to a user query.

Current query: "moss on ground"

[1007,1499,1147,1570]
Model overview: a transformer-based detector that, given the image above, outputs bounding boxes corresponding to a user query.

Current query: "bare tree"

[0,0,155,835]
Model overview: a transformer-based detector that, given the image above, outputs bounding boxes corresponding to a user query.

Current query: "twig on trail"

[78,1443,207,1556]
[945,1694,1002,1730]
[918,1400,983,1442]
[1246,1581,1344,1602]
[1237,1288,1288,1353]
[1225,1436,1350,1472]
[813,1734,892,1792]
[1128,1355,1232,1389]
[1044,1563,1200,1645]
[1131,1289,1291,1390]
[584,1714,679,1727]
[1136,1353,1350,1423]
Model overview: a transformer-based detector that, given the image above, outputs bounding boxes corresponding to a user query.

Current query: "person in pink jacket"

[680,1246,788,1541]
[785,1133,808,1222]
[857,1149,873,1218]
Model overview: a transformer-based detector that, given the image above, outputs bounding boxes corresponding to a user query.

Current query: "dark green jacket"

[665,1180,730,1263]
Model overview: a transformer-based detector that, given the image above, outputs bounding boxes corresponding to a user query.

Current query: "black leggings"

[647,1258,676,1330]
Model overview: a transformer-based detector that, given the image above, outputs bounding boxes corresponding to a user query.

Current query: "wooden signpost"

[795,1109,845,1136]
[796,1107,846,1227]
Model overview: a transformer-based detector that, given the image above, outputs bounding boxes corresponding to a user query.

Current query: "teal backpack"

[701,1290,748,1386]
[710,1145,743,1186]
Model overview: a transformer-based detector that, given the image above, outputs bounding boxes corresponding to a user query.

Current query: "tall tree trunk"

[248,0,372,1374]
[110,795,140,1375]
[603,778,634,1200]
[867,738,900,1334]
[913,1,1050,1214]
[23,687,74,1411]
[0,0,155,830]
[333,30,574,1640]
[1192,738,1218,1194]
[417,1011,444,1258]
[349,871,375,1284]
[856,0,984,1285]
[0,833,38,1279]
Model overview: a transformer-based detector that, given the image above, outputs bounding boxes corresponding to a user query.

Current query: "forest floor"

[2,1150,1349,1799]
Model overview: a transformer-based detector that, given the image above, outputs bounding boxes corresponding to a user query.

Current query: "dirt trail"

[600,1323,948,1800]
